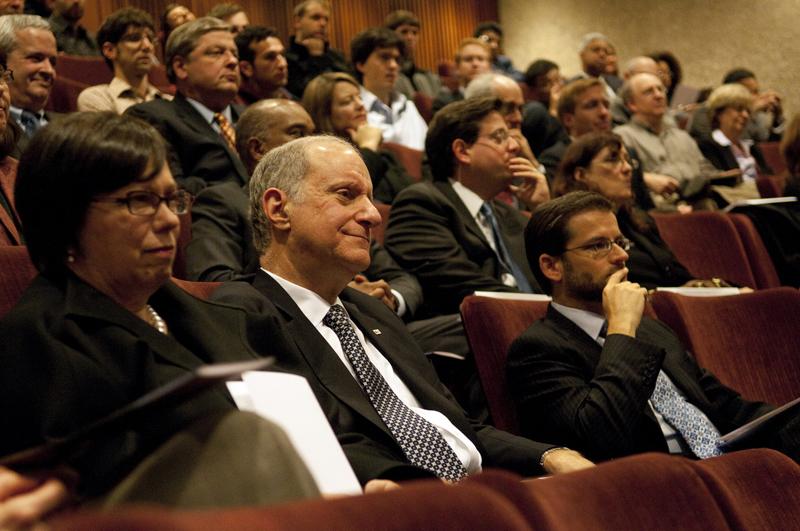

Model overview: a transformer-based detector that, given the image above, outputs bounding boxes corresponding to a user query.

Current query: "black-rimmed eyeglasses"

[93,190,194,216]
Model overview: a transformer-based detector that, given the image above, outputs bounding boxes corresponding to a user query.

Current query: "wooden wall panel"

[86,0,497,70]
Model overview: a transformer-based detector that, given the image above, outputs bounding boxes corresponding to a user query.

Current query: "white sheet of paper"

[655,287,742,297]
[473,291,552,301]
[227,372,362,496]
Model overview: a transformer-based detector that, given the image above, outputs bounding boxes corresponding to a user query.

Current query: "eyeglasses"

[0,67,14,84]
[93,190,194,216]
[477,127,512,147]
[563,236,632,258]
[120,30,156,44]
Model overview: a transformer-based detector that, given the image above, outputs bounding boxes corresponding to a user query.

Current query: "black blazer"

[384,180,540,318]
[212,271,552,484]
[0,273,266,496]
[696,135,773,176]
[11,111,63,159]
[126,93,249,195]
[507,305,773,462]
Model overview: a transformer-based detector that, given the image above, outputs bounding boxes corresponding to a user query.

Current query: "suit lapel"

[0,157,21,245]
[434,180,492,248]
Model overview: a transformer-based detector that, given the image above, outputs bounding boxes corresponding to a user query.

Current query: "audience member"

[127,17,248,194]
[508,190,800,462]
[47,0,97,55]
[615,73,726,208]
[385,97,547,317]
[1,112,320,504]
[524,59,562,116]
[695,83,771,204]
[647,51,682,106]
[0,48,22,245]
[0,14,58,158]
[302,72,413,203]
[206,2,248,34]
[212,134,593,486]
[604,42,619,80]
[0,0,22,15]
[78,8,170,114]
[610,56,662,126]
[473,21,523,82]
[234,25,291,105]
[570,32,616,101]
[160,3,195,56]
[554,132,694,288]
[285,0,347,99]
[431,38,490,115]
[351,27,427,150]
[384,9,440,99]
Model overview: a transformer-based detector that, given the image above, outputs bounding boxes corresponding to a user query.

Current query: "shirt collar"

[108,76,162,100]
[9,105,43,122]
[449,178,485,219]
[263,268,342,327]
[185,97,232,124]
[551,301,606,343]
[712,128,753,148]
[360,85,406,113]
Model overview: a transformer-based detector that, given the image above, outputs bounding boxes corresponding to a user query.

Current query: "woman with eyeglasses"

[0,112,318,510]
[554,131,698,289]
[302,72,413,204]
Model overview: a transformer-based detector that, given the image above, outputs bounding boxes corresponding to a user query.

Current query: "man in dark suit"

[0,15,59,158]
[126,17,248,194]
[385,97,548,318]
[507,191,799,462]
[212,135,593,489]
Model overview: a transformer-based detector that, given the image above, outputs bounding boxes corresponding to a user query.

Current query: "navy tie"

[19,110,41,137]
[480,202,532,292]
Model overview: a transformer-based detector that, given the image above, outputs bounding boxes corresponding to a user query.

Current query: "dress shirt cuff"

[392,289,407,317]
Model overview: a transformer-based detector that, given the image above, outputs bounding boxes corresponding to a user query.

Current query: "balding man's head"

[622,56,659,80]
[620,72,667,121]
[465,73,524,129]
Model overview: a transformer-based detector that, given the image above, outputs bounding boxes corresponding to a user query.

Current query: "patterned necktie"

[650,371,723,459]
[479,202,532,292]
[323,304,468,482]
[19,110,41,137]
[213,112,236,151]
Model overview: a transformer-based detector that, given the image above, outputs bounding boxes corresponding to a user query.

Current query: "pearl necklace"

[145,304,168,335]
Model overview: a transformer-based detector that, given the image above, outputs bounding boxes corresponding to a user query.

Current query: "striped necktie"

[213,112,236,151]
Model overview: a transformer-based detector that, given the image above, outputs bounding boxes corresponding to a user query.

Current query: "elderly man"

[351,27,427,151]
[234,26,291,104]
[285,0,348,99]
[212,134,592,487]
[508,191,800,463]
[78,8,170,114]
[431,38,490,115]
[47,0,97,55]
[569,32,617,102]
[127,17,248,194]
[385,97,549,318]
[384,9,440,99]
[610,56,663,126]
[614,73,730,207]
[0,15,57,157]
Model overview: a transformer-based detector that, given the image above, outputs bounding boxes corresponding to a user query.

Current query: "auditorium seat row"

[48,449,800,531]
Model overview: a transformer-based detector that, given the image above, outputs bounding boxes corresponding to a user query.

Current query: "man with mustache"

[78,8,171,114]
[0,15,57,158]
[352,27,427,151]
[507,191,800,462]
[47,0,98,56]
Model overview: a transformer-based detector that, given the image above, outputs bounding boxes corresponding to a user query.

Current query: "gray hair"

[0,15,51,55]
[464,72,510,99]
[165,16,231,83]
[249,135,353,253]
[579,32,608,52]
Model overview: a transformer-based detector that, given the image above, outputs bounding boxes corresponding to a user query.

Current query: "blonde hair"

[706,83,753,128]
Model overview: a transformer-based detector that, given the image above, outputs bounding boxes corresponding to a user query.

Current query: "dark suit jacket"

[0,273,266,496]
[507,305,773,462]
[126,93,249,195]
[384,180,540,318]
[11,111,63,160]
[285,37,349,99]
[0,156,22,245]
[696,136,773,176]
[521,101,567,157]
[212,271,552,483]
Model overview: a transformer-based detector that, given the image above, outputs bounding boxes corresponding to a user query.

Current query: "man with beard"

[507,191,800,463]
[78,8,170,114]
[47,0,98,56]
[0,15,58,158]
[234,26,292,105]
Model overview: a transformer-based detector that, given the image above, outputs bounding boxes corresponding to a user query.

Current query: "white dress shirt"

[711,129,758,181]
[360,86,427,151]
[266,269,483,473]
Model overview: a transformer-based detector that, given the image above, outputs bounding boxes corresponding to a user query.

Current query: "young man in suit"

[212,135,593,489]
[126,17,248,194]
[508,191,799,462]
[384,97,548,318]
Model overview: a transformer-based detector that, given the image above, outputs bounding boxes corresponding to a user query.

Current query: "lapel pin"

[372,329,382,335]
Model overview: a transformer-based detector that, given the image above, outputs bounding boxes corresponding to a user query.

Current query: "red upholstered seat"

[651,211,758,288]
[413,91,433,123]
[170,278,222,300]
[756,174,785,198]
[758,141,788,176]
[728,213,781,288]
[650,288,800,406]
[0,245,36,318]
[372,202,391,245]
[45,76,89,113]
[55,55,112,86]
[381,142,423,182]
[459,295,550,433]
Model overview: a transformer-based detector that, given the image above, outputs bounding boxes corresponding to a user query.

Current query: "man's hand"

[508,157,550,210]
[541,449,595,475]
[347,123,383,152]
[299,36,325,56]
[643,172,680,197]
[754,89,782,116]
[348,274,398,312]
[603,268,646,337]
[364,479,402,494]
[0,467,69,530]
